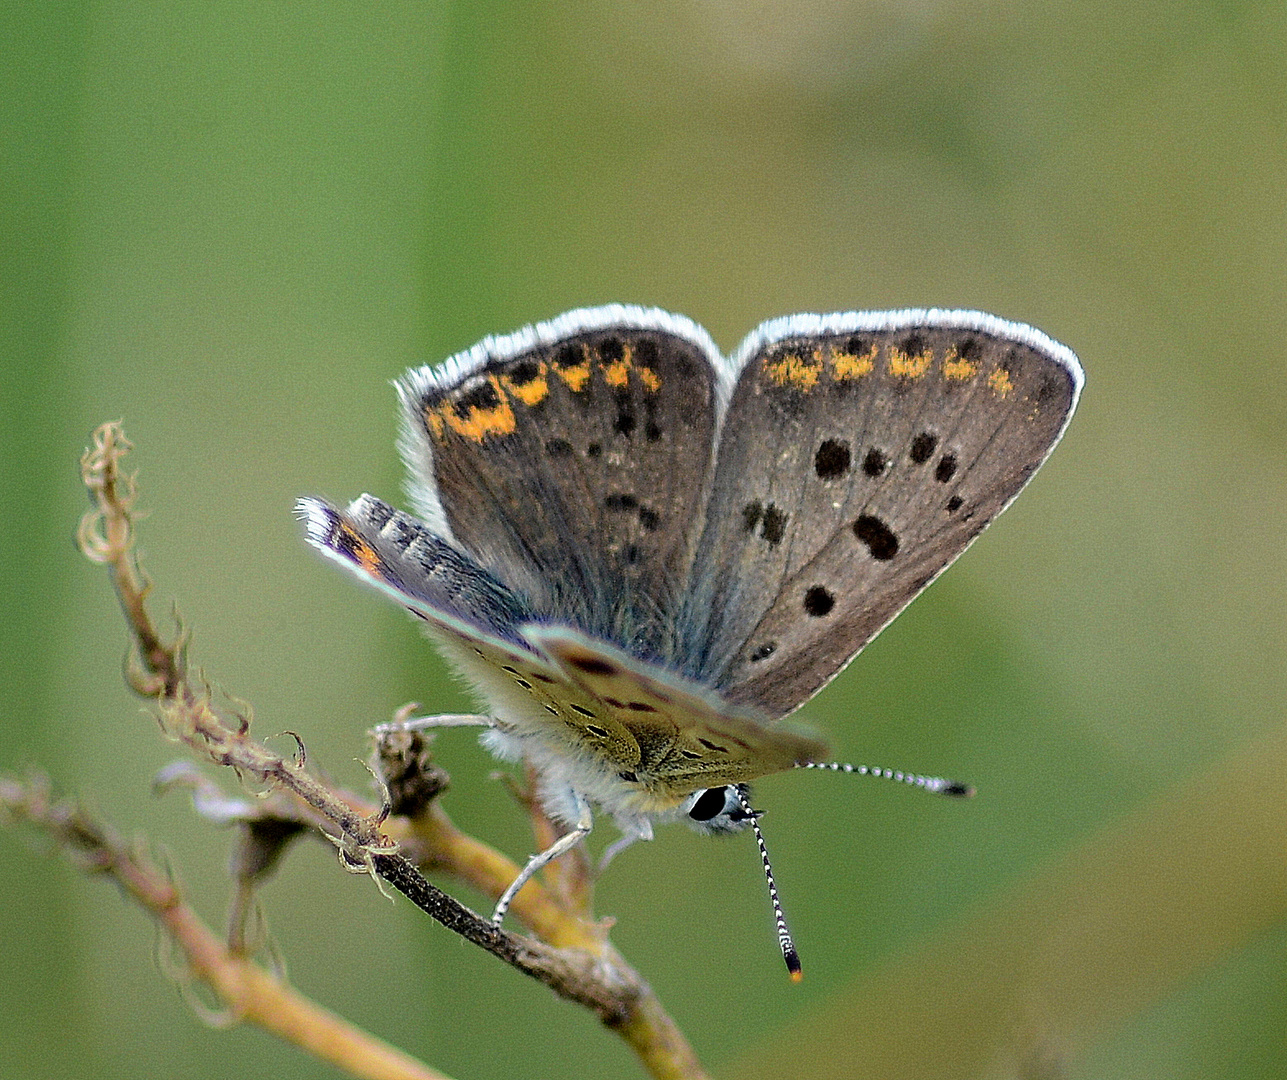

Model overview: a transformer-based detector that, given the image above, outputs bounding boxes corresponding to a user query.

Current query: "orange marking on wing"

[434,375,517,441]
[764,352,822,390]
[988,367,1014,398]
[501,366,550,406]
[602,359,629,387]
[340,524,382,576]
[554,346,592,392]
[888,346,932,378]
[943,349,980,380]
[830,344,876,380]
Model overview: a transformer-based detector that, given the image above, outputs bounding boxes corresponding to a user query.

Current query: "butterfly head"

[681,783,757,835]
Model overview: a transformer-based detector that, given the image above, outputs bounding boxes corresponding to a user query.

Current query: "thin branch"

[0,776,451,1080]
[71,422,707,1080]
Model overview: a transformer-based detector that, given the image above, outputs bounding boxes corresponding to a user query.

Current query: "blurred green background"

[4,2,1286,1078]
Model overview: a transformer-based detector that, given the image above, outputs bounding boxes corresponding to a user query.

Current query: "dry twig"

[0,775,451,1080]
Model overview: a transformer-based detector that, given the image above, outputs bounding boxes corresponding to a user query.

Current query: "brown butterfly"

[299,306,1082,976]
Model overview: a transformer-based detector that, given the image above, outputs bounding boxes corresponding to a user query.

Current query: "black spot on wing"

[566,654,618,676]
[814,439,851,480]
[909,432,938,464]
[803,585,835,616]
[854,514,898,560]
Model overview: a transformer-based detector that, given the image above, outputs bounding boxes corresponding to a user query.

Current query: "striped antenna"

[800,761,975,798]
[733,786,802,982]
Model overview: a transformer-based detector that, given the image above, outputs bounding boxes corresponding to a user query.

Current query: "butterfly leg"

[371,713,493,736]
[491,793,593,926]
[597,819,653,872]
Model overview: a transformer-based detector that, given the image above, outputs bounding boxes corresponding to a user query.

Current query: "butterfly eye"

[686,786,729,822]
[684,785,755,833]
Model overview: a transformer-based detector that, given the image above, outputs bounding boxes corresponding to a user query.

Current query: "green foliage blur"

[3,3,1285,1078]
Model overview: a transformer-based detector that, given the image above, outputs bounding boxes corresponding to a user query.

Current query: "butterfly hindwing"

[683,311,1083,716]
[397,307,724,656]
[525,624,828,793]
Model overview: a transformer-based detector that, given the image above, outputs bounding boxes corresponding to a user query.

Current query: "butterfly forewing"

[399,309,722,657]
[684,313,1082,716]
[296,495,534,644]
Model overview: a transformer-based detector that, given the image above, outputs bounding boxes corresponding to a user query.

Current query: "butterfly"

[299,305,1082,975]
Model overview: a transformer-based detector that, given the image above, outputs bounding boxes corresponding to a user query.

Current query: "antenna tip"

[943,781,975,798]
[786,949,803,981]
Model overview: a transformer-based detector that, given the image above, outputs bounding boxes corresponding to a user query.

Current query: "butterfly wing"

[296,494,533,644]
[524,624,828,795]
[397,306,725,656]
[681,310,1083,716]
[297,494,648,770]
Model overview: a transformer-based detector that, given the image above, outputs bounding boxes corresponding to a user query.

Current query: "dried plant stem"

[1,777,451,1080]
[64,422,707,1080]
